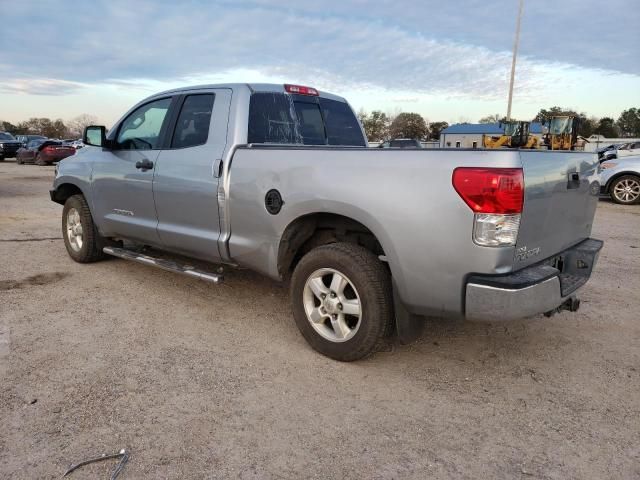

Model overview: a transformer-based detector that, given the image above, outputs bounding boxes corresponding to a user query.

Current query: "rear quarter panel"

[227,147,522,317]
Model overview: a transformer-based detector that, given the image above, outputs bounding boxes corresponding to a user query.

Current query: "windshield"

[549,117,573,135]
[28,139,47,148]
[247,92,365,146]
[504,123,519,136]
[0,132,15,140]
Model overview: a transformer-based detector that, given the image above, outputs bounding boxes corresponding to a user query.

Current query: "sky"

[1,0,639,127]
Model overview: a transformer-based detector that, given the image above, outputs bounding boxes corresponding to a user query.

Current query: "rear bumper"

[40,152,74,164]
[465,238,603,321]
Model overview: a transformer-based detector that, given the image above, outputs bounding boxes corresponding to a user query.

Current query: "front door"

[152,89,232,261]
[91,96,174,245]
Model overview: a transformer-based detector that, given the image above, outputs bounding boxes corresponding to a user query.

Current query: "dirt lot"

[0,160,638,479]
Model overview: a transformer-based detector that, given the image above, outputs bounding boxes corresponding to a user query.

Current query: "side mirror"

[84,125,107,147]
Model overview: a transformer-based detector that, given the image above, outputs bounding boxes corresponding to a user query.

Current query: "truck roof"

[151,83,347,103]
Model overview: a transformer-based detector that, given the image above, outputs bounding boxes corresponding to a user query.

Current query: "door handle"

[135,159,154,171]
[213,158,223,178]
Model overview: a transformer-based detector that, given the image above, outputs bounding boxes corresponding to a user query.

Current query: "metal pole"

[506,0,524,121]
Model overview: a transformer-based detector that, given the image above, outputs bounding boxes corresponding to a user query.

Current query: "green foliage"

[389,112,429,140]
[358,110,390,142]
[616,108,640,137]
[428,121,449,140]
[594,117,619,138]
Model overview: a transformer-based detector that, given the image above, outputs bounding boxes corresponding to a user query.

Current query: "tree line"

[0,114,98,139]
[359,107,640,142]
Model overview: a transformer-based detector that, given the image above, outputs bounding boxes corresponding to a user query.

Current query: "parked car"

[65,139,84,149]
[0,131,24,160]
[50,83,602,361]
[601,142,640,161]
[378,138,423,148]
[15,134,47,148]
[16,139,76,165]
[600,155,640,204]
[596,143,623,161]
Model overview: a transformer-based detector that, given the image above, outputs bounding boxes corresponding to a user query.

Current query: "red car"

[16,139,76,165]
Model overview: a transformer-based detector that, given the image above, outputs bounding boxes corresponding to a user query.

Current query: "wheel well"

[606,172,640,192]
[277,213,385,278]
[51,183,83,205]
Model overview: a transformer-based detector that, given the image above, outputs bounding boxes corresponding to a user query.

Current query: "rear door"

[513,151,600,269]
[91,96,175,244]
[152,89,232,261]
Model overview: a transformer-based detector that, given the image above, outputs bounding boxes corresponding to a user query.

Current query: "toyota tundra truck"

[50,83,603,361]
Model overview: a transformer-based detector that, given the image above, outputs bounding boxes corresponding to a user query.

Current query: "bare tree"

[478,114,504,124]
[67,114,99,138]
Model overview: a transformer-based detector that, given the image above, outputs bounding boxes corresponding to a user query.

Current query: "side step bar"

[103,247,223,284]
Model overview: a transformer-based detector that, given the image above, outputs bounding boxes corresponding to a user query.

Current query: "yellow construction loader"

[542,115,580,150]
[482,121,539,149]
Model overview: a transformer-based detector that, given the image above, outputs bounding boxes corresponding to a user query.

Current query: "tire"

[35,154,46,166]
[610,175,640,205]
[16,156,23,165]
[290,242,394,361]
[62,194,108,263]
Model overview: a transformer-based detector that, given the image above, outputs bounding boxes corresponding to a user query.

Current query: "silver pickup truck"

[50,83,603,361]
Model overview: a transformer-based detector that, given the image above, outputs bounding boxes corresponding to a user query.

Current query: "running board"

[103,247,223,284]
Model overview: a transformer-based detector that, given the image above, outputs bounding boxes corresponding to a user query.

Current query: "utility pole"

[506,0,524,121]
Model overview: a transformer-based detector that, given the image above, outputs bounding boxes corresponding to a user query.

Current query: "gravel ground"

[1,161,639,479]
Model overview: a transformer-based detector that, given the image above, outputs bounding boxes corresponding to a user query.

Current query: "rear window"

[247,92,365,146]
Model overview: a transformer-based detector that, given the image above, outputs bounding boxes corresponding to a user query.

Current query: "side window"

[116,97,171,150]
[171,94,215,149]
[455,141,461,148]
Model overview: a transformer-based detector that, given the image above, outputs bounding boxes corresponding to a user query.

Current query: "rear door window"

[171,94,215,148]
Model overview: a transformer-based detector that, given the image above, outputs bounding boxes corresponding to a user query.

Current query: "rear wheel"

[62,194,107,263]
[35,154,46,166]
[290,242,394,361]
[610,175,640,205]
[16,156,24,165]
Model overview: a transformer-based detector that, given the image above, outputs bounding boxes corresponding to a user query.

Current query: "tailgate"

[514,150,599,270]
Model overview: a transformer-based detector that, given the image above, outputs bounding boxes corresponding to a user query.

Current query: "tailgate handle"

[567,172,580,189]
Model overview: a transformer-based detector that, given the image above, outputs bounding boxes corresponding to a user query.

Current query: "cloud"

[0,78,88,96]
[0,0,637,101]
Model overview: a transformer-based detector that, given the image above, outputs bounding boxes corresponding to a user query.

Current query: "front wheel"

[290,242,394,361]
[610,175,640,205]
[62,194,107,262]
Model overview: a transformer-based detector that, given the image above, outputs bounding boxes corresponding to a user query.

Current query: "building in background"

[440,122,544,148]
[581,134,640,152]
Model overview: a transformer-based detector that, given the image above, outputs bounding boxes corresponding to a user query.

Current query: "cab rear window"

[247,92,365,146]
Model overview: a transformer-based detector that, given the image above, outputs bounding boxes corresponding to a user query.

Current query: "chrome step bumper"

[465,238,603,321]
[103,247,223,284]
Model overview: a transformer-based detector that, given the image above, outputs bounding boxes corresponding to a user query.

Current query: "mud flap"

[393,282,425,344]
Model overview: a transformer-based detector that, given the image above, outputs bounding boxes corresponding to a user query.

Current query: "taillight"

[452,167,523,214]
[452,167,524,247]
[42,146,55,153]
[284,84,319,96]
